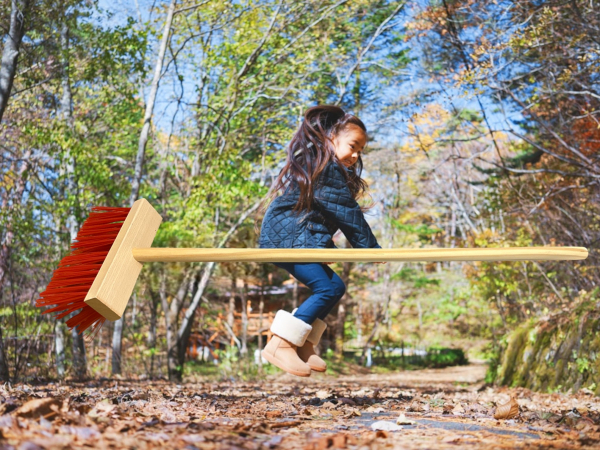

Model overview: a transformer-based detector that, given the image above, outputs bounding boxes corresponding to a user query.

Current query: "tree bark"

[227,275,235,330]
[58,17,87,380]
[333,239,353,359]
[360,267,391,366]
[71,327,87,379]
[51,19,73,379]
[111,316,124,374]
[0,0,31,123]
[129,0,177,203]
[292,278,298,310]
[54,321,65,378]
[258,280,265,370]
[147,286,159,378]
[0,326,9,381]
[240,280,248,358]
[161,267,191,380]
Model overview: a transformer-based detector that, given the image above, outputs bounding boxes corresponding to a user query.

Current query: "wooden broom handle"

[132,246,588,263]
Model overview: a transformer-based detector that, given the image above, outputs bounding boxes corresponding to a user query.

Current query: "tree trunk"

[0,326,9,381]
[240,280,248,358]
[111,316,124,375]
[55,321,65,378]
[334,303,345,359]
[129,0,177,203]
[147,287,159,378]
[360,268,391,366]
[161,268,186,381]
[292,278,298,310]
[356,300,363,347]
[333,240,353,359]
[228,275,235,331]
[53,211,66,379]
[173,263,216,381]
[112,0,178,374]
[59,18,87,380]
[71,327,87,379]
[258,278,265,370]
[0,0,31,123]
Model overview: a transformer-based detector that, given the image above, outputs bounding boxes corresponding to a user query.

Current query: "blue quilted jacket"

[258,161,382,249]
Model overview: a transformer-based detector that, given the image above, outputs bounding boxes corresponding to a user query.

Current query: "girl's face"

[331,124,367,168]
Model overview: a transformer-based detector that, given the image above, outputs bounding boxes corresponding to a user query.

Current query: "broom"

[36,198,589,334]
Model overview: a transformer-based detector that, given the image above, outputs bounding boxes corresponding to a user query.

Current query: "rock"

[370,421,403,432]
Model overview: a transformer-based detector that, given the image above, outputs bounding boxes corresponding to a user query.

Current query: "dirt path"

[1,364,600,449]
[331,361,488,385]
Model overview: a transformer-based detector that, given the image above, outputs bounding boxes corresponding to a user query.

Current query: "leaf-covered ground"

[2,363,600,449]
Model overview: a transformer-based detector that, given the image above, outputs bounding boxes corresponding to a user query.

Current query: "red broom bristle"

[36,206,131,336]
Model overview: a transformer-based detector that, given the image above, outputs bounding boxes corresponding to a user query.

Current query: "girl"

[255,104,386,377]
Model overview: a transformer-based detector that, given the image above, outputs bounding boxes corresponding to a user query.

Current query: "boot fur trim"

[292,308,327,345]
[306,318,327,345]
[270,310,312,347]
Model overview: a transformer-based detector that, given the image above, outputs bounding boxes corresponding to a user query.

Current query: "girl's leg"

[316,273,346,320]
[272,262,346,324]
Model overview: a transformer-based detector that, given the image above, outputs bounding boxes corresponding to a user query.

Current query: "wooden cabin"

[186,274,312,361]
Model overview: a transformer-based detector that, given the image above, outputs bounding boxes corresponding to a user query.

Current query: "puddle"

[329,412,541,440]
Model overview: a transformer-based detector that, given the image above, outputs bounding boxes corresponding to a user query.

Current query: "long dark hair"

[254,104,376,236]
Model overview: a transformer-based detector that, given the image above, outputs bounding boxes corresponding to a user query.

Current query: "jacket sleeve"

[314,162,382,249]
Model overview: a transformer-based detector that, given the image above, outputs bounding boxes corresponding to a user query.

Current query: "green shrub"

[424,346,468,368]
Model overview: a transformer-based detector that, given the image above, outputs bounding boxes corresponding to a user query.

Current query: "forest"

[0,0,599,448]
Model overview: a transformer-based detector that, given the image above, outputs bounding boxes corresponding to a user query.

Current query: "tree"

[112,0,177,376]
[0,0,31,123]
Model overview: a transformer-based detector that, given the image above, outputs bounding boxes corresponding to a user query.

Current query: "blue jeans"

[272,262,346,325]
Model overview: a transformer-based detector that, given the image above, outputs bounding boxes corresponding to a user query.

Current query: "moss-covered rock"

[495,299,600,395]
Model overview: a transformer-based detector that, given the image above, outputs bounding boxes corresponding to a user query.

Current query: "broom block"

[84,198,162,321]
[131,246,588,263]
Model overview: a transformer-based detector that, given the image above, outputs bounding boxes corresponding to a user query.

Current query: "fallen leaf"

[396,413,416,425]
[441,434,462,443]
[58,425,100,440]
[0,401,18,415]
[342,408,361,418]
[13,398,62,419]
[452,404,465,415]
[366,406,385,413]
[494,397,519,420]
[337,397,356,406]
[88,400,116,419]
[180,434,206,444]
[315,390,330,400]
[306,433,354,450]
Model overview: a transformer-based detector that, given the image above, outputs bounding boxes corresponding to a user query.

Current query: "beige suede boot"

[261,310,312,377]
[293,309,328,372]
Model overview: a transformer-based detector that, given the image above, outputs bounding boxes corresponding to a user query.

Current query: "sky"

[92,0,524,155]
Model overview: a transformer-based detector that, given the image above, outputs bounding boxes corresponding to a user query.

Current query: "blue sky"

[92,0,524,154]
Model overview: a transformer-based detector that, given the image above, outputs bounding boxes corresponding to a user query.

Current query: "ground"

[1,363,600,449]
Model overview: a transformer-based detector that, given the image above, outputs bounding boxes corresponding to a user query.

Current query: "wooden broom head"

[35,198,162,334]
[83,198,162,321]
